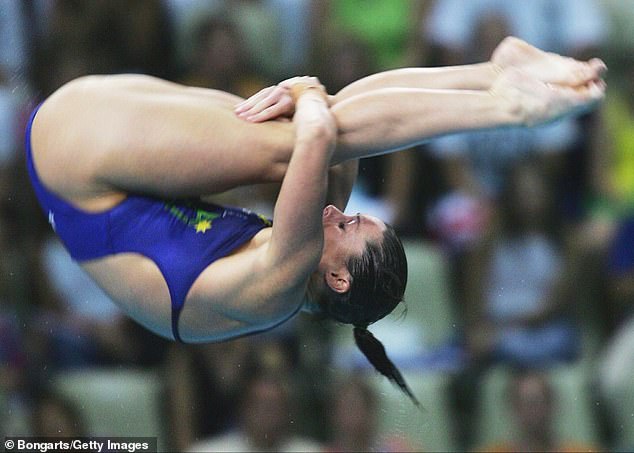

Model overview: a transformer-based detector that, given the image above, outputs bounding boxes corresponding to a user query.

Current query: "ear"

[325,266,352,294]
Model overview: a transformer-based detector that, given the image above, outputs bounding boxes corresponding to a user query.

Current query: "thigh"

[32,75,295,203]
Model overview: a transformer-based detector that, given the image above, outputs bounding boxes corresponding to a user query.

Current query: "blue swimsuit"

[25,106,283,342]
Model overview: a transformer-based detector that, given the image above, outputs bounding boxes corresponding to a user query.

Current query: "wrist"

[290,83,329,104]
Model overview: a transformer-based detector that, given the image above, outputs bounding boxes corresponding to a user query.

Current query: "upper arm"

[184,247,307,337]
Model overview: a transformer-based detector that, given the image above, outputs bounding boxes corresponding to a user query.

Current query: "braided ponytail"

[353,325,420,407]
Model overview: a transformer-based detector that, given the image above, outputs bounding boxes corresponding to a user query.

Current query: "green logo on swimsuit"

[256,213,272,227]
[164,202,220,234]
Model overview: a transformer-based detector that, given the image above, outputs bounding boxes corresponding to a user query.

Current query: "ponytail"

[353,325,420,407]
[315,223,415,405]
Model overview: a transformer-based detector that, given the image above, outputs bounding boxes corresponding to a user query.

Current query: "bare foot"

[491,36,606,87]
[491,66,605,126]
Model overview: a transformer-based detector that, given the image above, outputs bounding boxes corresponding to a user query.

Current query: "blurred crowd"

[1,0,634,451]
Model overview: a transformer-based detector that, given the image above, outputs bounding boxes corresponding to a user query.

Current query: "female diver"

[26,37,605,404]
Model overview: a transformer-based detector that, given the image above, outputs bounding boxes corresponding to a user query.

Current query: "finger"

[239,87,287,118]
[235,86,275,114]
[246,96,294,123]
[235,91,271,114]
[237,90,281,118]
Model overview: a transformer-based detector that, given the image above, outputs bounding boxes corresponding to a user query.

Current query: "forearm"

[268,93,336,263]
[325,160,358,209]
[332,63,500,102]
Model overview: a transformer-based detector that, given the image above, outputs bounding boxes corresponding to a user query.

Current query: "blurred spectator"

[0,0,30,79]
[426,0,607,228]
[180,16,264,97]
[452,162,579,447]
[313,31,396,223]
[422,11,580,354]
[591,52,634,451]
[166,334,301,451]
[598,316,634,451]
[599,0,634,78]
[115,0,175,78]
[0,77,23,168]
[30,391,86,437]
[584,56,634,330]
[324,373,417,452]
[425,0,606,64]
[312,1,433,232]
[178,13,280,217]
[0,2,31,177]
[166,339,253,450]
[186,370,322,452]
[464,162,579,366]
[30,234,163,369]
[167,0,311,80]
[0,310,30,437]
[314,0,429,71]
[33,1,113,96]
[426,13,578,247]
[478,370,600,452]
[32,0,175,97]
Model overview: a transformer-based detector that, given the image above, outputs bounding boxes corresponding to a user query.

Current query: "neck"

[301,277,324,315]
[301,297,322,315]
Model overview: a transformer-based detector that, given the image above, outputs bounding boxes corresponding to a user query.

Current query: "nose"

[323,205,356,222]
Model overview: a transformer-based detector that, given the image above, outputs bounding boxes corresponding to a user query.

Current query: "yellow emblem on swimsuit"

[164,202,220,233]
[194,219,212,233]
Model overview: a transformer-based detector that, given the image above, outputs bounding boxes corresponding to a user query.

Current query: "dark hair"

[319,224,419,406]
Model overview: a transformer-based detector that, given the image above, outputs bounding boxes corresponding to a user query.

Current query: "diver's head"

[308,205,417,405]
[315,205,406,326]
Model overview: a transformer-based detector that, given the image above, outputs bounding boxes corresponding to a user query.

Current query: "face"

[512,374,553,435]
[319,205,386,279]
[333,382,377,437]
[34,400,81,437]
[242,379,289,446]
[514,166,548,221]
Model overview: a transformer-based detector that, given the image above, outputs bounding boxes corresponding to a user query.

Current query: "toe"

[590,58,608,75]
